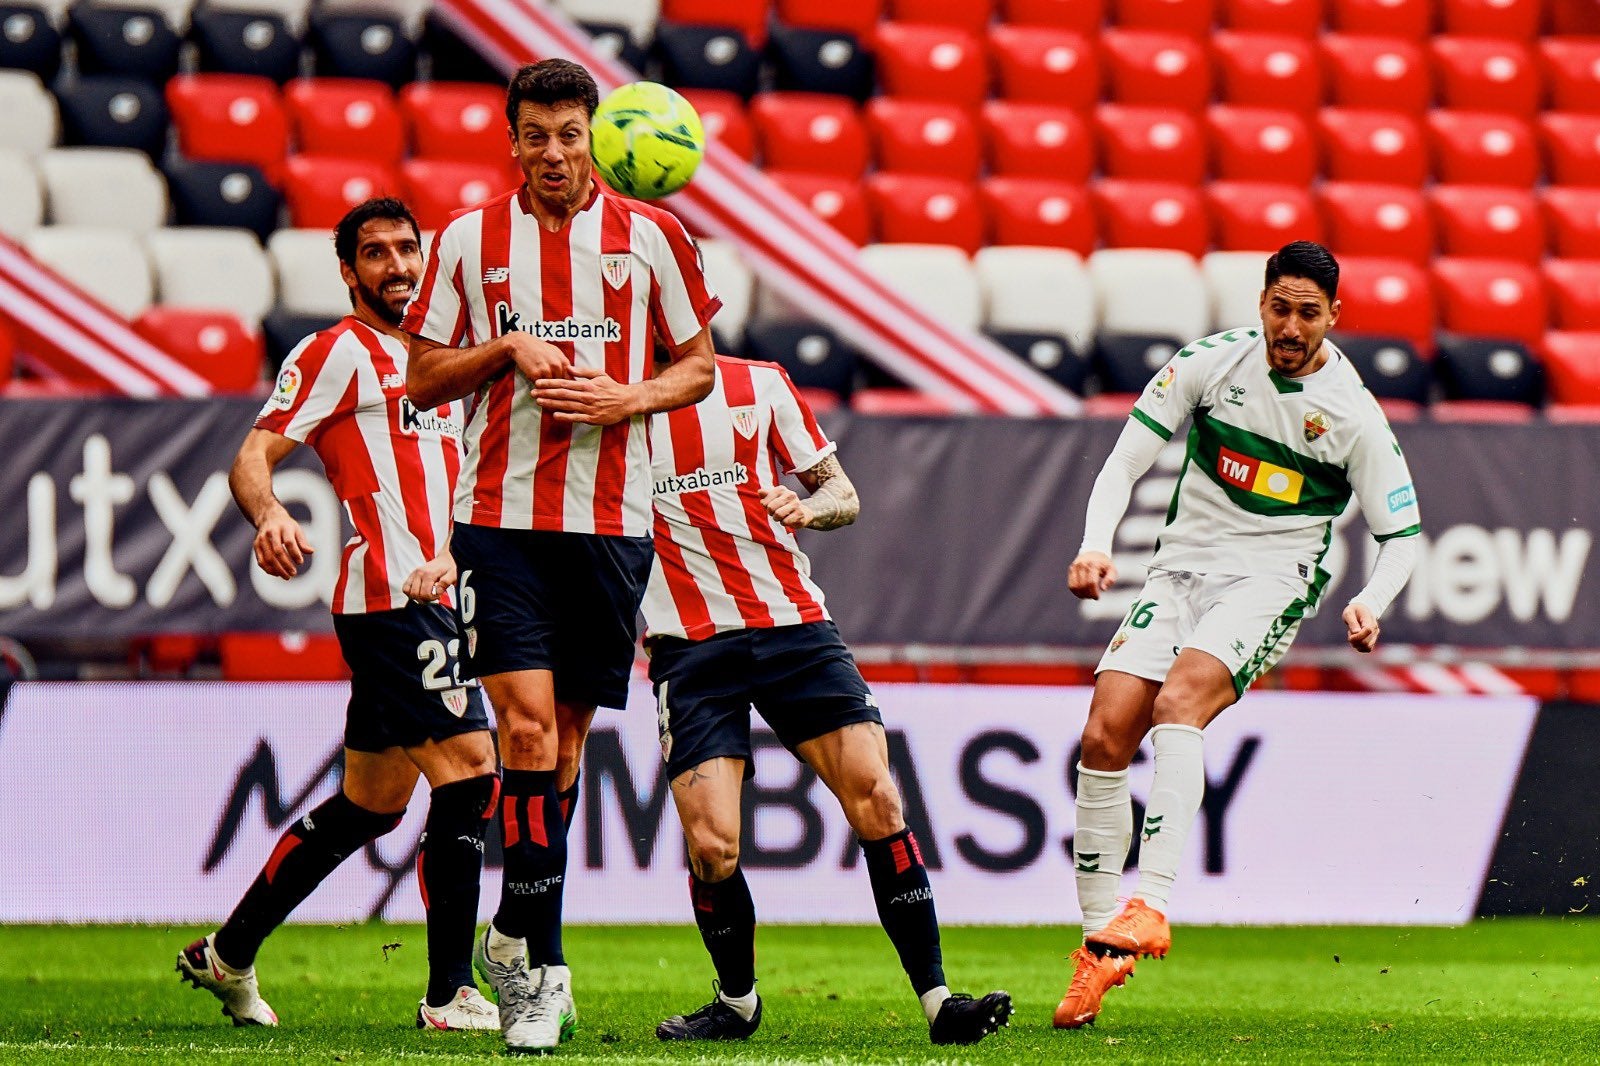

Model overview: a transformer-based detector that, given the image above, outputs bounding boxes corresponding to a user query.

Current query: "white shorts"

[1095,568,1319,695]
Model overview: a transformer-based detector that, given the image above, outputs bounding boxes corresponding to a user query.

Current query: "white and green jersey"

[1129,327,1421,586]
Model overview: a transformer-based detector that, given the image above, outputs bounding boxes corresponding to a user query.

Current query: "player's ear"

[339,258,358,291]
[1327,298,1340,329]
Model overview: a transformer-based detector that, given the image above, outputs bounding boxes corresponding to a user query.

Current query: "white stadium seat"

[696,237,753,351]
[0,151,44,239]
[1202,251,1270,334]
[269,227,352,317]
[858,243,981,332]
[25,225,154,318]
[146,227,275,325]
[86,0,197,32]
[1088,248,1208,342]
[0,71,60,158]
[40,148,168,233]
[555,0,660,43]
[974,246,1096,355]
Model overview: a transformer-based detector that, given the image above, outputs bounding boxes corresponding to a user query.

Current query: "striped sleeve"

[647,211,722,348]
[401,224,467,345]
[255,330,358,443]
[767,366,836,474]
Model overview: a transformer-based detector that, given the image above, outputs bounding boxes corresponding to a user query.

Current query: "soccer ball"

[590,81,705,200]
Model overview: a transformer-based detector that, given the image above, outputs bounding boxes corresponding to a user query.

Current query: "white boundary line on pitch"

[0,1042,974,1066]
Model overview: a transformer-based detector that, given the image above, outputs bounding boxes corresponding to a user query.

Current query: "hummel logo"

[1226,384,1247,406]
[483,267,510,283]
[1142,815,1164,842]
[1232,639,1247,656]
[1076,852,1101,873]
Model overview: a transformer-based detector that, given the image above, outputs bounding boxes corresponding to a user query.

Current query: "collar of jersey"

[1268,346,1341,394]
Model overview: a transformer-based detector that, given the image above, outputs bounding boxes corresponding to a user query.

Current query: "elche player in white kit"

[643,353,1013,1047]
[1055,242,1423,1029]
[177,198,501,1033]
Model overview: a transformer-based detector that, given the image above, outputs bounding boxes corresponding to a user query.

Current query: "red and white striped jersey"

[643,357,837,641]
[401,185,721,536]
[255,317,464,615]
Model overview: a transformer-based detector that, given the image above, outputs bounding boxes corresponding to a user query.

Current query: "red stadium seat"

[850,388,958,414]
[1206,106,1316,184]
[1334,256,1433,344]
[1433,257,1546,343]
[1316,108,1427,185]
[1431,37,1539,118]
[1441,0,1539,38]
[1430,400,1536,422]
[865,97,981,179]
[889,0,993,36]
[797,386,843,413]
[751,92,869,176]
[1551,0,1600,34]
[766,170,872,243]
[285,78,403,167]
[988,26,1099,109]
[678,89,755,160]
[1427,186,1543,263]
[777,0,882,37]
[1095,104,1204,183]
[874,22,988,108]
[1540,112,1600,186]
[1328,0,1429,39]
[132,308,264,394]
[1544,259,1600,330]
[1541,186,1600,257]
[981,176,1096,253]
[1101,29,1210,111]
[1207,181,1321,250]
[1542,331,1600,405]
[865,172,984,252]
[1093,179,1208,255]
[1212,32,1321,115]
[220,632,350,681]
[1317,182,1432,263]
[284,155,400,228]
[1428,111,1538,186]
[166,74,289,178]
[1113,0,1215,38]
[1001,0,1105,31]
[981,101,1094,180]
[401,158,503,230]
[663,0,771,45]
[1221,0,1322,36]
[399,81,505,165]
[1541,39,1600,114]
[1319,35,1430,114]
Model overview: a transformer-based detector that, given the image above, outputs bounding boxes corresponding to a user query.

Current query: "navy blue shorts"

[646,621,882,781]
[451,523,654,710]
[332,600,489,754]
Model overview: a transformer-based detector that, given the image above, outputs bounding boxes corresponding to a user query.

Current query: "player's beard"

[1268,337,1320,376]
[358,276,414,327]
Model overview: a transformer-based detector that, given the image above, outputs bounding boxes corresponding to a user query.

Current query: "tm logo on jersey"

[1217,446,1304,503]
[653,463,750,497]
[495,302,621,342]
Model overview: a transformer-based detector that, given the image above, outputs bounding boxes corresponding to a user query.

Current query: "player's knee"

[844,772,904,840]
[1151,684,1213,727]
[685,823,740,882]
[1080,719,1138,770]
[497,711,557,765]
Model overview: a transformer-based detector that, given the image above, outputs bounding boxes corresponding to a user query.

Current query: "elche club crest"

[600,253,631,290]
[1304,410,1331,443]
[730,405,758,439]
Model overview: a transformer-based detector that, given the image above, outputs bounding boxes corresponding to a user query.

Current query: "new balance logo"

[483,267,510,283]
[380,373,405,389]
[1142,815,1164,842]
[1076,852,1101,873]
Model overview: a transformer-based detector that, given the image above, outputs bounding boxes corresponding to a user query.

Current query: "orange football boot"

[1054,946,1134,1029]
[1084,898,1172,959]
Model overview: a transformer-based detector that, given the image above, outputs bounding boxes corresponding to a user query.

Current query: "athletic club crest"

[730,405,758,439]
[600,253,631,289]
[441,688,469,718]
[1303,410,1331,443]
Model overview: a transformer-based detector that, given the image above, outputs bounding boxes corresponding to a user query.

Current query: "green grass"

[3,921,1600,1063]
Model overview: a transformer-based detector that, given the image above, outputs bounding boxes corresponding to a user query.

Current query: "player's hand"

[532,366,638,426]
[403,552,457,603]
[253,508,313,579]
[1067,551,1117,600]
[504,333,570,382]
[760,485,814,530]
[1343,602,1380,653]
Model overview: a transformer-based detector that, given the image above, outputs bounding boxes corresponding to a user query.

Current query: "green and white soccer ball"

[590,81,705,200]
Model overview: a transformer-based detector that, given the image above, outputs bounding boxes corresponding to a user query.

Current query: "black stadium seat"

[1337,334,1431,404]
[70,5,181,83]
[421,13,502,84]
[55,76,168,157]
[164,158,281,241]
[1094,333,1184,395]
[1435,333,1544,406]
[0,5,61,82]
[312,14,416,88]
[989,329,1091,395]
[654,22,760,98]
[192,8,302,84]
[767,24,874,101]
[580,21,648,77]
[744,321,858,398]
[263,309,341,371]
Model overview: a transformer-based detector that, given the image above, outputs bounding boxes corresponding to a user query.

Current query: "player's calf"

[418,772,499,1013]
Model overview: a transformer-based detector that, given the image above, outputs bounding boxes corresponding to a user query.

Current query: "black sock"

[558,771,580,834]
[689,867,757,998]
[493,768,567,965]
[420,773,499,1008]
[214,792,401,969]
[862,828,946,996]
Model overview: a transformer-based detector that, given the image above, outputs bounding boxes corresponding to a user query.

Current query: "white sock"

[1134,724,1206,912]
[919,984,950,1024]
[719,983,759,1022]
[542,964,572,992]
[485,924,527,967]
[1073,764,1132,936]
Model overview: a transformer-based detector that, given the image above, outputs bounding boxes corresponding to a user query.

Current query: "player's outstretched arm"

[407,331,569,410]
[1342,534,1420,653]
[230,428,313,580]
[762,455,859,532]
[1070,419,1166,600]
[533,327,715,426]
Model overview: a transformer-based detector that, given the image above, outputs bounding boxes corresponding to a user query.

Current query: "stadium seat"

[1095,332,1186,392]
[268,227,352,316]
[1434,334,1542,406]
[849,388,958,415]
[1206,106,1315,184]
[1316,108,1427,185]
[1095,104,1204,183]
[1432,257,1546,344]
[1336,334,1431,403]
[1430,111,1539,187]
[167,74,289,177]
[981,101,1092,180]
[24,226,154,318]
[1544,259,1600,330]
[655,21,761,97]
[286,79,403,166]
[1541,38,1600,114]
[400,158,502,230]
[1442,0,1539,38]
[857,242,981,330]
[219,632,349,681]
[40,147,167,232]
[311,14,416,88]
[0,72,57,157]
[55,76,168,158]
[751,93,867,176]
[1201,250,1267,331]
[320,0,429,36]
[163,159,279,242]
[1428,186,1543,263]
[554,0,661,43]
[1100,29,1209,111]
[1319,34,1429,114]
[1207,182,1320,251]
[69,5,181,83]
[865,173,984,254]
[980,176,1096,254]
[1550,0,1600,34]
[1540,112,1600,185]
[891,0,995,36]
[145,227,274,325]
[1089,248,1208,342]
[0,4,61,81]
[0,150,41,238]
[1212,32,1321,115]
[283,155,399,229]
[426,12,508,83]
[988,329,1093,393]
[696,237,754,349]
[262,307,340,367]
[976,246,1095,356]
[873,22,987,108]
[866,97,980,179]
[766,170,871,243]
[776,0,881,38]
[1221,0,1321,36]
[1431,37,1539,118]
[1000,0,1104,34]
[677,89,754,159]
[399,82,507,168]
[132,307,265,392]
[744,320,860,397]
[1114,0,1214,37]
[1541,187,1600,258]
[663,0,769,44]
[1092,179,1208,256]
[766,24,875,100]
[1328,0,1428,39]
[1541,331,1600,406]
[1334,256,1433,345]
[191,8,302,83]
[1317,182,1432,263]
[988,26,1099,110]
[1430,399,1537,421]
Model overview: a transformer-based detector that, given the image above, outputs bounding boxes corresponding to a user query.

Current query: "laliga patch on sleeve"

[1387,484,1415,513]
[267,365,301,411]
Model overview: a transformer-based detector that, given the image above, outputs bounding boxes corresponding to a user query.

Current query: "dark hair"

[1264,240,1340,301]
[505,59,600,128]
[333,197,420,268]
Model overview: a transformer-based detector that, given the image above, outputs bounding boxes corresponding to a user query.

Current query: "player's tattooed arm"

[794,455,859,531]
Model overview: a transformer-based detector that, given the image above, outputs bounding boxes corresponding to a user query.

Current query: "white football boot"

[175,933,279,1027]
[417,986,500,1031]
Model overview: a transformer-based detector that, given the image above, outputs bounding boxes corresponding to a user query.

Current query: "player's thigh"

[1081,671,1160,771]
[670,756,746,880]
[795,720,904,840]
[650,630,759,795]
[407,728,497,789]
[1183,573,1314,708]
[343,747,420,814]
[451,523,559,682]
[549,532,655,711]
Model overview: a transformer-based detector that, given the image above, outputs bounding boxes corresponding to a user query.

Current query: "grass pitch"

[2,921,1599,1063]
